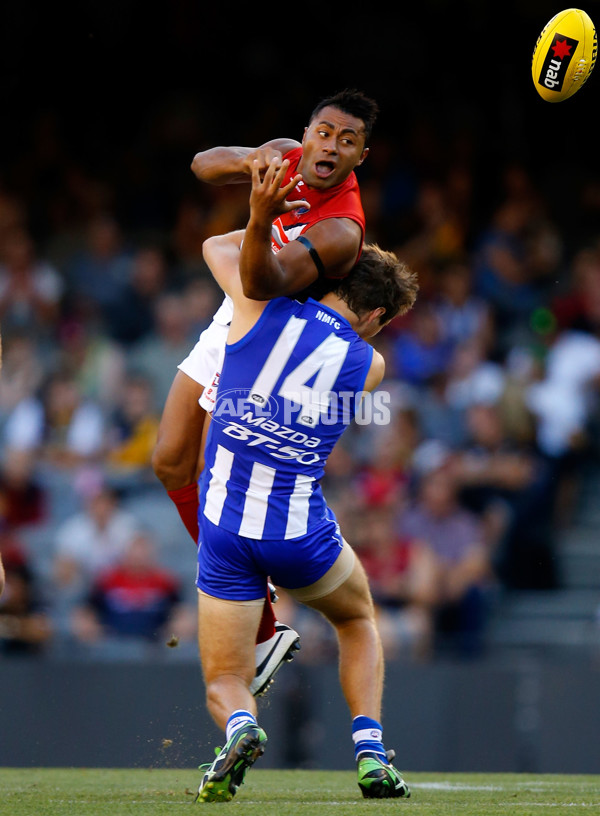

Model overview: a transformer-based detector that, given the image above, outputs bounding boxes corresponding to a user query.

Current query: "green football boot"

[357,751,411,799]
[196,723,267,803]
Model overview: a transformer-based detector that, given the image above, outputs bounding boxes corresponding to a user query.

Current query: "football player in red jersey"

[195,91,376,296]
[152,90,378,696]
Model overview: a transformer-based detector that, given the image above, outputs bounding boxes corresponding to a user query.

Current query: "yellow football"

[532,8,597,102]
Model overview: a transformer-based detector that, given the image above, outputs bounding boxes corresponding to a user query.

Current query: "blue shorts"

[196,507,344,601]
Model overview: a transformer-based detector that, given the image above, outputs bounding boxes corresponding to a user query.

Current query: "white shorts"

[177,320,229,412]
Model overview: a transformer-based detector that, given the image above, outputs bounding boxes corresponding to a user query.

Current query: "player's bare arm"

[191,138,300,185]
[202,230,245,296]
[242,216,362,300]
[240,158,361,300]
[152,372,206,492]
[282,216,363,280]
[363,350,386,393]
[202,231,266,342]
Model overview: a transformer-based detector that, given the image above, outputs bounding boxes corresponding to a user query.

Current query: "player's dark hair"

[333,244,418,325]
[309,89,379,143]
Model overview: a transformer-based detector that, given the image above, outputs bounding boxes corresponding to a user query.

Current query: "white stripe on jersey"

[204,444,234,525]
[284,473,313,539]
[282,224,305,243]
[239,461,276,537]
[271,220,287,250]
[250,315,307,407]
[271,220,305,250]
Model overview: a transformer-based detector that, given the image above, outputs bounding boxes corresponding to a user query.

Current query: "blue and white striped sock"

[226,710,257,742]
[352,715,387,762]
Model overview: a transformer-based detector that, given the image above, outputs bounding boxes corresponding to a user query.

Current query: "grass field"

[1,768,598,816]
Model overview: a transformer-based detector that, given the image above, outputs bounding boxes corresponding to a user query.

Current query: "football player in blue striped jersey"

[195,159,417,803]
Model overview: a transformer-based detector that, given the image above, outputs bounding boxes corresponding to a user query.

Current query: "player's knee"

[333,615,380,654]
[337,604,377,630]
[330,584,378,627]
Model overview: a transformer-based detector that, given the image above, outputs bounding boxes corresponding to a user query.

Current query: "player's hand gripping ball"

[532,8,597,101]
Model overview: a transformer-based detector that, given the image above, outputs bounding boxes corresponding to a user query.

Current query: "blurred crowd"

[2,102,600,665]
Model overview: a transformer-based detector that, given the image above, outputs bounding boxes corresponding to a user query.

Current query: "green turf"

[0,768,598,815]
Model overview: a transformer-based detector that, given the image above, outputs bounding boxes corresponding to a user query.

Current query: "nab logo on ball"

[531,8,597,102]
[538,33,578,92]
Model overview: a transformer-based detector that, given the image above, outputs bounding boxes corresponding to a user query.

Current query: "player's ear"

[302,126,308,144]
[356,147,369,167]
[357,307,385,335]
[366,306,386,331]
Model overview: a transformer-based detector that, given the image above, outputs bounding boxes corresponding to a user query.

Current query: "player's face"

[299,105,368,189]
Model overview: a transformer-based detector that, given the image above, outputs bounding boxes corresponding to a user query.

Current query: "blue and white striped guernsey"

[198,297,374,540]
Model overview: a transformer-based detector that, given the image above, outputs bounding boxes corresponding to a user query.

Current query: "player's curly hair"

[309,89,379,143]
[332,244,419,325]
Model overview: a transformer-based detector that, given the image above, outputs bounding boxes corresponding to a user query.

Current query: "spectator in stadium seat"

[353,507,437,661]
[0,330,46,424]
[449,401,537,543]
[449,402,557,589]
[2,369,105,470]
[522,319,600,567]
[397,463,493,657]
[70,531,196,645]
[551,247,600,332]
[104,373,160,484]
[471,199,541,352]
[444,337,506,414]
[52,484,140,600]
[0,227,64,341]
[394,179,468,272]
[183,275,222,340]
[0,448,46,528]
[103,245,169,346]
[432,261,494,351]
[65,213,133,333]
[56,317,127,413]
[126,291,195,412]
[392,301,454,388]
[0,537,53,655]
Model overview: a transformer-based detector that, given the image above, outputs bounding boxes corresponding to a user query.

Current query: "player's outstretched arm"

[240,158,362,300]
[191,138,300,185]
[239,157,309,299]
[202,231,245,297]
[202,231,267,341]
